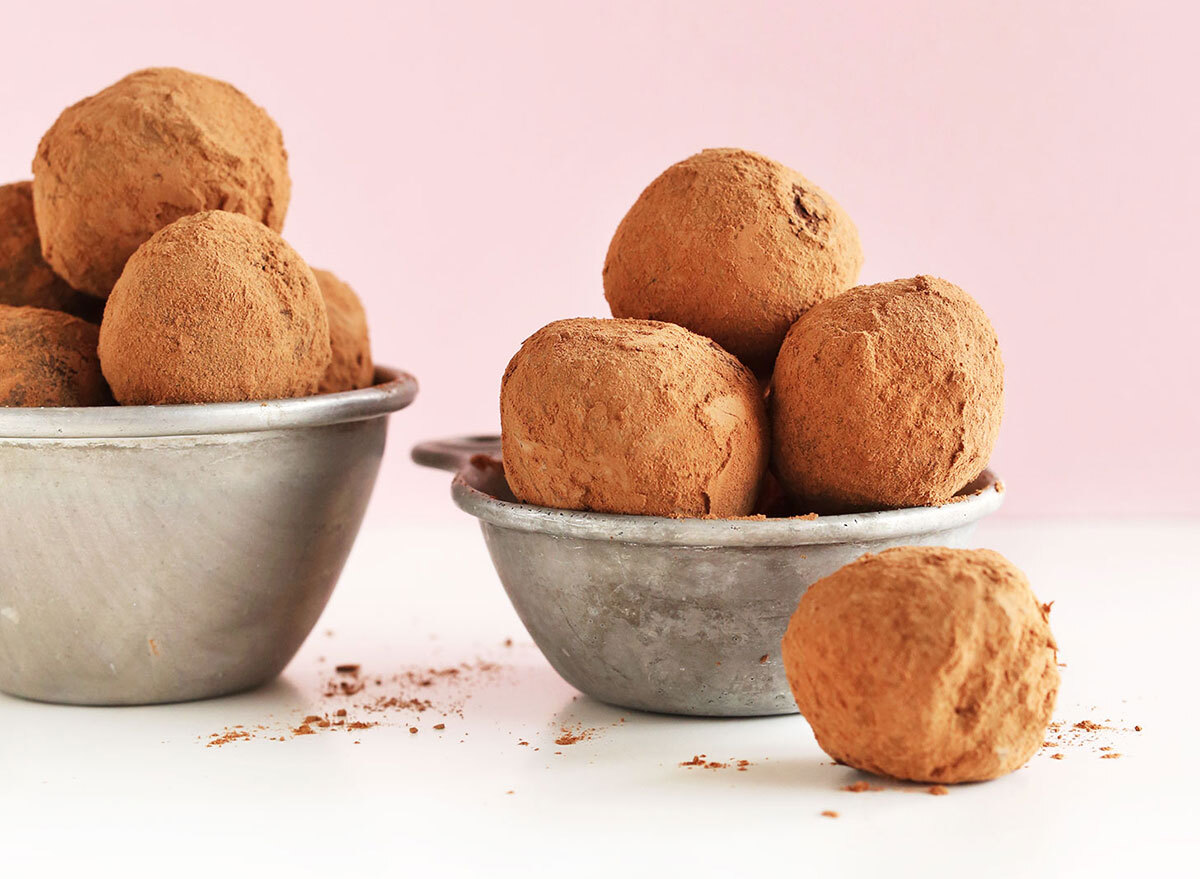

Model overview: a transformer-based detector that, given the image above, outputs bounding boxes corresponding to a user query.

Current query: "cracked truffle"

[312,268,373,393]
[500,318,768,517]
[0,181,100,321]
[33,67,290,297]
[771,275,1003,512]
[0,304,110,406]
[782,546,1059,783]
[98,211,330,404]
[603,148,862,373]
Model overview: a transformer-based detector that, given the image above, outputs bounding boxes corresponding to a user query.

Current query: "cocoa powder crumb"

[821,810,839,818]
[842,781,882,793]
[434,723,445,730]
[928,785,949,796]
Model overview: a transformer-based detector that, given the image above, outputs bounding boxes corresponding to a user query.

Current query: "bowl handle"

[411,434,502,473]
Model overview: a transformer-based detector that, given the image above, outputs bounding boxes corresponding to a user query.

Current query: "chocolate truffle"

[500,318,768,517]
[603,148,862,373]
[772,275,1003,512]
[33,67,291,297]
[98,211,330,405]
[782,546,1059,783]
[312,268,373,393]
[0,304,110,406]
[0,181,100,321]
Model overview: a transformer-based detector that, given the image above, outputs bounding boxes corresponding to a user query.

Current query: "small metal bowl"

[0,367,417,706]
[414,435,1005,717]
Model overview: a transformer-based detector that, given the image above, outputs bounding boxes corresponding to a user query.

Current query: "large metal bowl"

[0,367,417,706]
[414,435,1005,717]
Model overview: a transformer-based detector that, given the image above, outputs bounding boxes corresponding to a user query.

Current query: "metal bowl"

[0,367,417,706]
[414,435,1005,717]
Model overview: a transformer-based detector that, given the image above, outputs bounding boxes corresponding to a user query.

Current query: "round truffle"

[98,211,330,405]
[33,67,291,297]
[0,181,100,321]
[771,275,1004,512]
[782,546,1059,783]
[603,148,862,373]
[0,304,110,406]
[500,318,768,517]
[312,268,374,393]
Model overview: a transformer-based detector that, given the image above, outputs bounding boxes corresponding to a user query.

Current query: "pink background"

[2,1,1194,520]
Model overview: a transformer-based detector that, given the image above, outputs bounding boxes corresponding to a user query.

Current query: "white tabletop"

[2,517,1195,877]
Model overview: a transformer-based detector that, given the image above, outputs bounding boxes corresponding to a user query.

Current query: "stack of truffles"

[499,148,1056,785]
[501,148,1003,518]
[1,67,373,408]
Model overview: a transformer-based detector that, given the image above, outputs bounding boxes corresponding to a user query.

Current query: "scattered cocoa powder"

[928,785,949,796]
[821,810,839,818]
[206,728,253,748]
[555,724,596,746]
[201,656,509,748]
[1039,716,1138,761]
[679,755,753,771]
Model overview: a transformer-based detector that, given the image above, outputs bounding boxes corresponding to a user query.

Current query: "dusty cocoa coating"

[500,318,768,517]
[0,181,101,321]
[312,268,373,393]
[782,546,1059,783]
[98,211,330,404]
[603,148,862,373]
[0,304,110,406]
[33,67,291,297]
[771,275,1003,512]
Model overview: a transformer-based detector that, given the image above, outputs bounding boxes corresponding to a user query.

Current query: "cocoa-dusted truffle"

[98,211,330,404]
[312,268,373,393]
[501,318,768,517]
[33,67,291,297]
[0,304,110,406]
[782,546,1058,783]
[0,181,100,321]
[772,275,1003,512]
[603,148,862,373]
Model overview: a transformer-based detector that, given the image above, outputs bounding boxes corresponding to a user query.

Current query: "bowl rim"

[0,365,418,439]
[416,435,1006,548]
